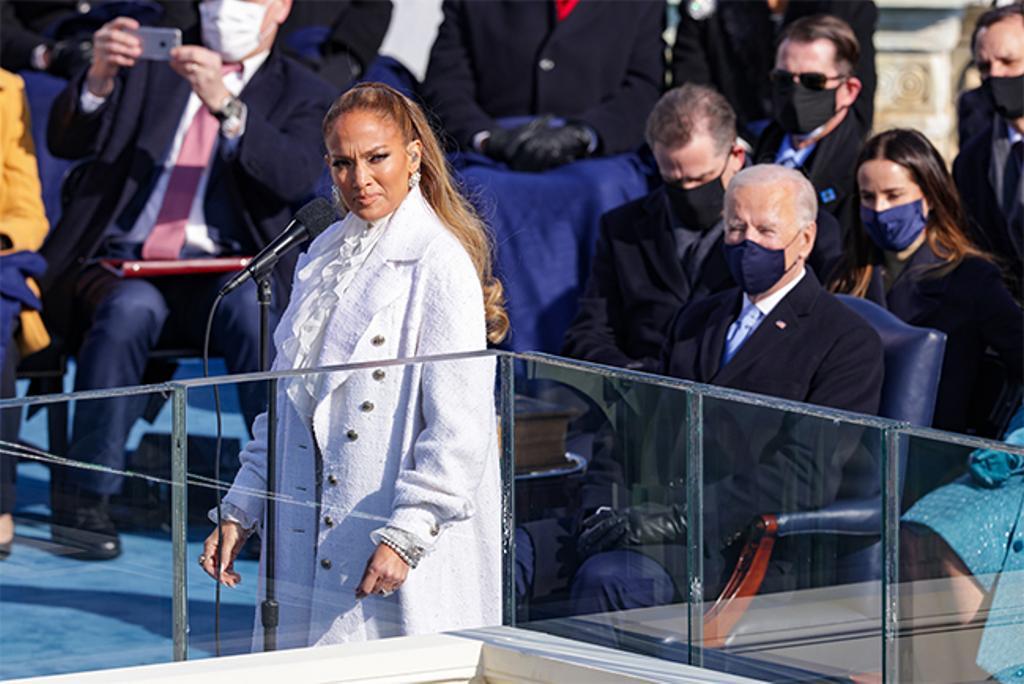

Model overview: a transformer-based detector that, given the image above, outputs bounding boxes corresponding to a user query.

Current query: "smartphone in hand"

[130,27,182,61]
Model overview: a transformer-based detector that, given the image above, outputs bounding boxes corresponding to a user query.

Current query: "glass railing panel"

[693,390,888,682]
[180,353,509,659]
[509,356,695,667]
[8,351,1019,683]
[0,386,176,679]
[897,423,1024,684]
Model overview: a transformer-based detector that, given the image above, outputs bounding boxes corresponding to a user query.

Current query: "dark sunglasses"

[770,69,847,91]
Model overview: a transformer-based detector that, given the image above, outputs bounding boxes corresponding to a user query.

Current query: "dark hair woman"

[829,128,1022,435]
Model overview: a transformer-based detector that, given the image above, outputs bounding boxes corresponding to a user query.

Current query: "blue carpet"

[1,360,262,680]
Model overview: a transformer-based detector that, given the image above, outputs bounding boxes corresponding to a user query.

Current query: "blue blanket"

[453,151,656,352]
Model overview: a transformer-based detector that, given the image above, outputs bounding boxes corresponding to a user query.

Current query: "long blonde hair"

[323,83,509,343]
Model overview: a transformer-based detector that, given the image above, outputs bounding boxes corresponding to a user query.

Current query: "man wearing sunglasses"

[754,14,866,242]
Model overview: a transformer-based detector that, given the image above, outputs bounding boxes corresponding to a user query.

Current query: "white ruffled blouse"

[275,210,393,421]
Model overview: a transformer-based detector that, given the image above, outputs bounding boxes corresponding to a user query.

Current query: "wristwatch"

[213,95,246,138]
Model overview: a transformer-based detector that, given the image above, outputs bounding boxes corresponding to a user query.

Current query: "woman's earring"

[331,185,343,208]
[408,169,421,190]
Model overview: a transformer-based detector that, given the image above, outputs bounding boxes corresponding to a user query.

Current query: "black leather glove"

[481,119,543,164]
[48,38,93,79]
[576,503,687,558]
[510,120,594,172]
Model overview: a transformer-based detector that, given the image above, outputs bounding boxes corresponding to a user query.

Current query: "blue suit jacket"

[40,47,336,341]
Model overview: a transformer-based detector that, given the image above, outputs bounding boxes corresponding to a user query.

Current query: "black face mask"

[988,74,1024,121]
[665,171,727,232]
[771,80,838,135]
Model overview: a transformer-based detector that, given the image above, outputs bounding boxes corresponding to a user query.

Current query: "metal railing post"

[685,390,704,666]
[882,427,902,682]
[499,354,516,625]
[171,385,189,661]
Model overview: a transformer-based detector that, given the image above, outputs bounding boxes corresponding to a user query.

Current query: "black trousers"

[1,341,21,515]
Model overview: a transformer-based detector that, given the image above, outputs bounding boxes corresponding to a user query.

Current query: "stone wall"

[874,0,988,159]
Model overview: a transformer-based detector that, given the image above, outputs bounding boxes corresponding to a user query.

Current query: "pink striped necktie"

[141,63,243,260]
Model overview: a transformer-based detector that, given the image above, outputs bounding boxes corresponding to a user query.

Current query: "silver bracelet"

[377,527,425,569]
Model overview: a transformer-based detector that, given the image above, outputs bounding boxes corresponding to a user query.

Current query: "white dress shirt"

[80,50,268,256]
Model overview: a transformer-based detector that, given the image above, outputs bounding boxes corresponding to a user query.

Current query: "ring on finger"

[198,554,207,567]
[379,588,394,597]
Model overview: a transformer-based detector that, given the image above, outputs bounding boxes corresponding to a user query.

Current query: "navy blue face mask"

[723,232,801,295]
[860,199,927,252]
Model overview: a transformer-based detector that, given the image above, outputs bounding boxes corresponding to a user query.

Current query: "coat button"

[538,58,555,71]
[360,401,374,412]
[327,474,338,485]
[372,369,386,381]
[324,516,334,527]
[347,429,359,440]
[371,335,385,346]
[320,558,332,569]
[1014,539,1024,553]
[430,523,440,537]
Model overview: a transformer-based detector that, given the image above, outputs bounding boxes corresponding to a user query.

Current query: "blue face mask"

[723,234,799,295]
[860,199,927,252]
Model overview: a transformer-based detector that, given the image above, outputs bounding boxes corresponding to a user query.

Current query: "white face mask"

[200,0,271,63]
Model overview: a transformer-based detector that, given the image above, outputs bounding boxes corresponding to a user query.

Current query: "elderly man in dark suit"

[569,164,884,617]
[40,0,335,559]
[421,0,664,171]
[754,14,867,239]
[561,84,842,372]
[953,3,1024,301]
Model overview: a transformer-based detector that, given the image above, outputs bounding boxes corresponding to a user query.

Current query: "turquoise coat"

[904,408,1024,682]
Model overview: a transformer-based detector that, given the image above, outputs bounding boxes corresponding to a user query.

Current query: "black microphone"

[219,198,336,297]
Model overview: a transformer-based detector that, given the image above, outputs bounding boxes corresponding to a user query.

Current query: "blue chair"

[704,295,947,645]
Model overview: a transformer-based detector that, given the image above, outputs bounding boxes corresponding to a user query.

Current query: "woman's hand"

[356,543,409,599]
[201,521,249,587]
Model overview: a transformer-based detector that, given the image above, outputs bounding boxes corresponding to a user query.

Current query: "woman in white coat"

[200,83,510,649]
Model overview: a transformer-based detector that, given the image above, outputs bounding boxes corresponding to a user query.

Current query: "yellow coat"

[0,68,50,356]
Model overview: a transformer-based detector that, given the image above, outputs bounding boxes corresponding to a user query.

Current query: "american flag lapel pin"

[775,320,787,330]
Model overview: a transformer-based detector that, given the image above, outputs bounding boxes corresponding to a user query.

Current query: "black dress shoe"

[52,493,122,561]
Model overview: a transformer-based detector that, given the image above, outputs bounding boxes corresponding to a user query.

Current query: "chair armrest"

[703,515,778,648]
[775,498,881,537]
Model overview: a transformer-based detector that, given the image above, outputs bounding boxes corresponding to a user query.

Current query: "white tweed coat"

[222,186,502,649]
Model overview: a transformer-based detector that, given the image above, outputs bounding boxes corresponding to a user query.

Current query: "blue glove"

[968,424,1024,488]
[0,251,47,311]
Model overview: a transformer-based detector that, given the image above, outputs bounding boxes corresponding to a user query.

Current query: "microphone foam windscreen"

[296,197,337,238]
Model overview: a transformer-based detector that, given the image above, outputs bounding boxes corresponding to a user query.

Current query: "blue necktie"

[776,147,802,169]
[721,302,764,367]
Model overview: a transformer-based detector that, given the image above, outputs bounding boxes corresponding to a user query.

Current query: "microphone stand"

[257,276,279,651]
